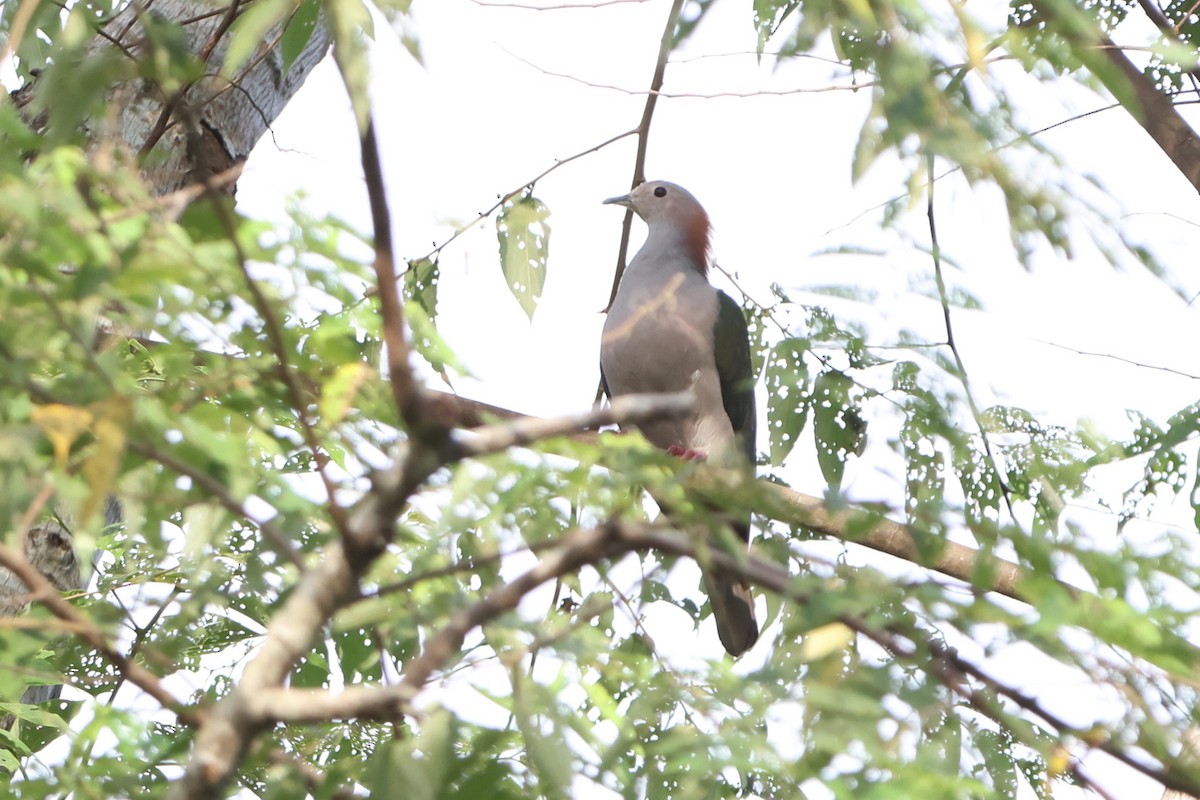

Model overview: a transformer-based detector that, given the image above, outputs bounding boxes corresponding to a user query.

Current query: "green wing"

[714,290,757,465]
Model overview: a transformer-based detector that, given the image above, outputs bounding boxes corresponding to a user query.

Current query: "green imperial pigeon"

[600,180,759,657]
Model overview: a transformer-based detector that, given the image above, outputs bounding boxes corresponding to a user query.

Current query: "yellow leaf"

[318,362,369,430]
[31,404,94,467]
[797,622,855,661]
[1046,743,1070,779]
[82,395,131,523]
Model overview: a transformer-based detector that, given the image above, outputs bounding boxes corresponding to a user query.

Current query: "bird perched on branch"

[600,180,759,657]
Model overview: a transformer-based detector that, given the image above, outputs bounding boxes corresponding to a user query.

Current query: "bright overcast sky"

[235,1,1200,797]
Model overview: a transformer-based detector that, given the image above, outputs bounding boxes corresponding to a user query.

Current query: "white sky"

[173,0,1200,797]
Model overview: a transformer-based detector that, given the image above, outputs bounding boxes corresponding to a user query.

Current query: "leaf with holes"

[813,371,866,492]
[496,194,550,320]
[765,337,811,464]
[403,257,439,320]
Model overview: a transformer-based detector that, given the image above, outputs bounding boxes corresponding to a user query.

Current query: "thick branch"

[401,524,621,690]
[760,483,1025,599]
[171,543,359,798]
[1096,36,1200,192]
[250,684,415,724]
[360,119,422,435]
[431,391,1030,601]
[451,391,692,457]
[169,391,691,796]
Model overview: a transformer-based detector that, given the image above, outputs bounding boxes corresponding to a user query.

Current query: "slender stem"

[602,0,688,313]
[926,153,1016,520]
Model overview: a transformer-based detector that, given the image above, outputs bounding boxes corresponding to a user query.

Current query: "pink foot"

[667,444,708,461]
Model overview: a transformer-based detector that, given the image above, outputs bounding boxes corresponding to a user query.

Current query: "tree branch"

[171,542,359,798]
[602,0,688,314]
[359,118,423,436]
[399,523,622,692]
[428,391,1032,601]
[1093,34,1200,192]
[250,684,415,723]
[450,391,692,457]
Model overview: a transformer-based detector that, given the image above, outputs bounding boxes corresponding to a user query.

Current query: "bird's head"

[605,180,711,271]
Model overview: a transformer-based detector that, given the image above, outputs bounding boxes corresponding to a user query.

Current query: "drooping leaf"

[496,194,550,321]
[403,257,440,321]
[764,337,811,465]
[82,394,131,524]
[812,370,866,492]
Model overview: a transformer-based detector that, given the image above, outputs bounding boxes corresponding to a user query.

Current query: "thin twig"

[929,637,1200,798]
[502,46,877,98]
[75,585,184,766]
[926,153,1017,520]
[602,0,688,314]
[129,440,305,569]
[372,128,637,295]
[1034,338,1200,380]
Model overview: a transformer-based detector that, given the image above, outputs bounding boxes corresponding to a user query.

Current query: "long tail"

[707,571,758,657]
[651,488,759,656]
[706,518,758,657]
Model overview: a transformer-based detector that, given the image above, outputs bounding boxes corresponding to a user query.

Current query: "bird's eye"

[653,186,667,198]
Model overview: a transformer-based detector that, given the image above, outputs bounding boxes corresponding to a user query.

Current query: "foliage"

[0,0,1199,797]
[496,193,551,321]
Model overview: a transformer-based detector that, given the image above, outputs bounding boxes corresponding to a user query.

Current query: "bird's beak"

[603,193,633,209]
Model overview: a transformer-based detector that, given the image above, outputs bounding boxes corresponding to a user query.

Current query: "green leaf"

[365,711,456,800]
[403,257,440,321]
[812,370,866,492]
[280,0,321,73]
[406,300,467,380]
[224,0,295,77]
[318,362,369,431]
[496,194,550,321]
[764,337,811,464]
[513,672,574,796]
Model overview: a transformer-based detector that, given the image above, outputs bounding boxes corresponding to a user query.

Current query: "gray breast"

[601,267,734,456]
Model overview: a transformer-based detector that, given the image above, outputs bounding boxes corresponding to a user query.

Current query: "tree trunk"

[16,0,330,194]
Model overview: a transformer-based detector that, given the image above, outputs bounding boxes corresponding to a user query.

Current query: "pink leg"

[667,444,708,461]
